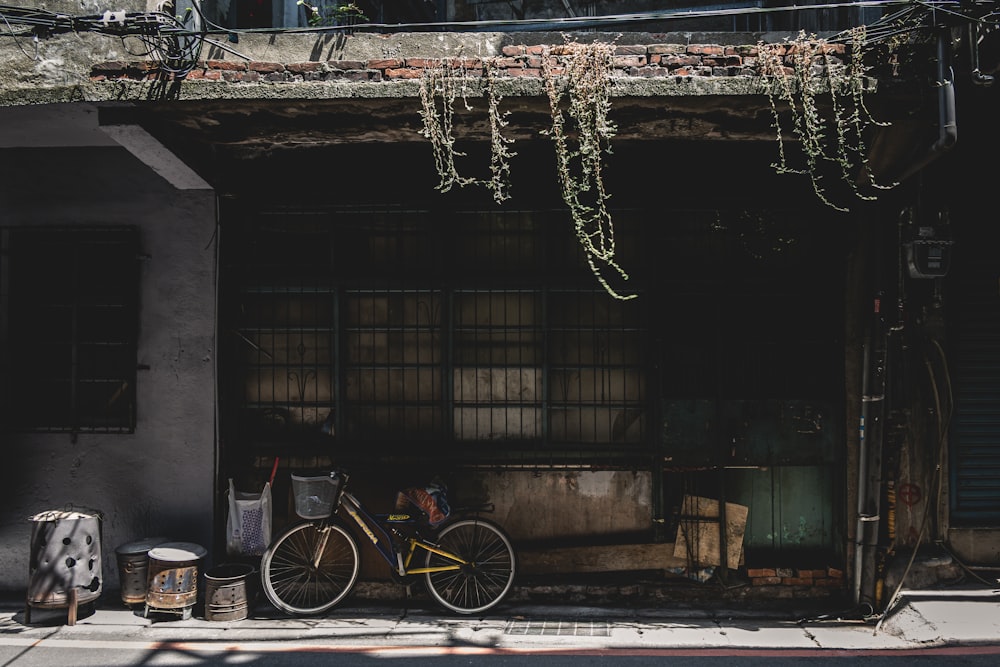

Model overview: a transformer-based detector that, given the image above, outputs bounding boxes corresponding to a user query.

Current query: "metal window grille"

[1,227,139,434]
[223,208,648,468]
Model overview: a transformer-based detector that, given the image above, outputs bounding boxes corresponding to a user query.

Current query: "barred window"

[223,209,648,467]
[1,228,139,434]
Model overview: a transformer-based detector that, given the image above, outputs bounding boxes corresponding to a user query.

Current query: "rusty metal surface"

[27,511,103,606]
[145,563,199,609]
[26,586,100,607]
[205,562,254,621]
[117,554,150,605]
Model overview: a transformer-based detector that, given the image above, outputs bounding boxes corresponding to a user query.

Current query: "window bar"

[332,286,342,440]
[475,288,483,443]
[69,246,80,435]
[266,282,275,442]
[380,289,386,434]
[503,227,513,448]
[412,288,418,437]
[541,283,550,469]
[443,286,454,447]
[289,283,300,438]
[501,292,507,440]
[393,289,400,435]
[0,230,8,421]
[578,288,586,456]
[312,278,320,436]
[615,298,623,464]
[597,295,607,462]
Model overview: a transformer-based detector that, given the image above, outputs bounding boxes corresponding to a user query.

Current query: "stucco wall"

[456,470,654,542]
[340,468,655,580]
[0,106,218,595]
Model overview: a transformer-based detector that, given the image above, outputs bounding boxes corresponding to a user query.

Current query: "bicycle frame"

[337,488,468,579]
[262,469,516,616]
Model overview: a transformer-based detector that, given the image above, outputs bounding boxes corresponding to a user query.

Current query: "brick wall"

[747,566,846,593]
[90,41,848,83]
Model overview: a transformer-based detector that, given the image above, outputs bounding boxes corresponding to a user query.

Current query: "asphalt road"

[3,639,1000,666]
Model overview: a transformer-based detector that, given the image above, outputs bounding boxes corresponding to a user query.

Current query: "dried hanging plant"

[417,39,635,299]
[418,55,514,204]
[759,29,894,212]
[541,38,635,301]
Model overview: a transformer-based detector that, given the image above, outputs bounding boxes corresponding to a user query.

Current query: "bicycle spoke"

[261,521,360,616]
[424,518,516,614]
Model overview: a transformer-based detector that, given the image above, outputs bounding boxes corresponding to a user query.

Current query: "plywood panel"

[673,495,748,568]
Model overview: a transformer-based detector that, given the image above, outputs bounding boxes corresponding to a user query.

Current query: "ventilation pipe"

[893,29,958,183]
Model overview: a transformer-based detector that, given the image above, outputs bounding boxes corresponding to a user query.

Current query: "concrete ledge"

[520,542,688,575]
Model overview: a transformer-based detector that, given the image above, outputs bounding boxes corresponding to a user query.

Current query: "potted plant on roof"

[297,1,367,31]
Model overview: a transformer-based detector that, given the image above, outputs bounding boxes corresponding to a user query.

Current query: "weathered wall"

[338,469,655,580]
[0,104,217,595]
[460,470,654,542]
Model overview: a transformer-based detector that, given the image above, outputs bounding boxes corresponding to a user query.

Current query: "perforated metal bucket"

[204,563,255,621]
[145,542,206,612]
[27,508,103,608]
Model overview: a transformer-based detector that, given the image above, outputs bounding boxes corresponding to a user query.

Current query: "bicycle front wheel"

[260,520,360,616]
[423,517,516,615]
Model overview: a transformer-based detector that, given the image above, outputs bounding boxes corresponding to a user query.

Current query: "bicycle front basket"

[291,473,342,519]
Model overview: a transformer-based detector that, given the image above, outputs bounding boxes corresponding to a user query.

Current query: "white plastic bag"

[226,478,272,557]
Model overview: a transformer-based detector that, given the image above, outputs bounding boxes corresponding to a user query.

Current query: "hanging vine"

[541,38,635,301]
[418,39,633,300]
[758,29,895,212]
[483,56,517,203]
[418,55,514,204]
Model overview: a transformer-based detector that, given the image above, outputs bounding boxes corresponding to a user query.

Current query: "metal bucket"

[204,563,255,621]
[145,542,207,618]
[115,537,169,605]
[27,508,103,609]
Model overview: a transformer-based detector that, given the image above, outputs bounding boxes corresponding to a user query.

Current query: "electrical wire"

[200,1,974,39]
[0,1,985,43]
[0,7,36,59]
[872,334,953,635]
[125,12,204,75]
[0,5,206,73]
[3,0,996,79]
[5,0,990,76]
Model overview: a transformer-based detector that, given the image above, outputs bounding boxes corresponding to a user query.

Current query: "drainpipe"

[893,29,957,184]
[854,292,888,608]
[854,337,871,607]
[854,332,877,606]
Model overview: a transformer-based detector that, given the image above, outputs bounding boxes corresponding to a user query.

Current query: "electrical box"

[905,222,953,279]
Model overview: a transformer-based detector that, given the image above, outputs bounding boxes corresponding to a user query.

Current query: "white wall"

[0,105,218,596]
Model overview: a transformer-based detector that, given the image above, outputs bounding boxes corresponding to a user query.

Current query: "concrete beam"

[100,123,212,190]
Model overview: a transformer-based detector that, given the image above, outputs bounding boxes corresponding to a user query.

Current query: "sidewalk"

[2,583,999,653]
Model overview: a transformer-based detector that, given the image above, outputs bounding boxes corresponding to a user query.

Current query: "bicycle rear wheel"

[423,517,516,615]
[260,520,360,616]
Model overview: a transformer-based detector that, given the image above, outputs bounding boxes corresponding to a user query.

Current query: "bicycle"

[259,469,517,616]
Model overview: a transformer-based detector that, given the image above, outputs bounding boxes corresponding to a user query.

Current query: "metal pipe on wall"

[854,336,872,606]
[854,293,888,607]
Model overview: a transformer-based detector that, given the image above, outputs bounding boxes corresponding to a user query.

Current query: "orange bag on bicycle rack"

[396,481,450,526]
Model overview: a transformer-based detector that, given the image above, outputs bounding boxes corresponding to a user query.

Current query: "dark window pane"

[2,228,138,433]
